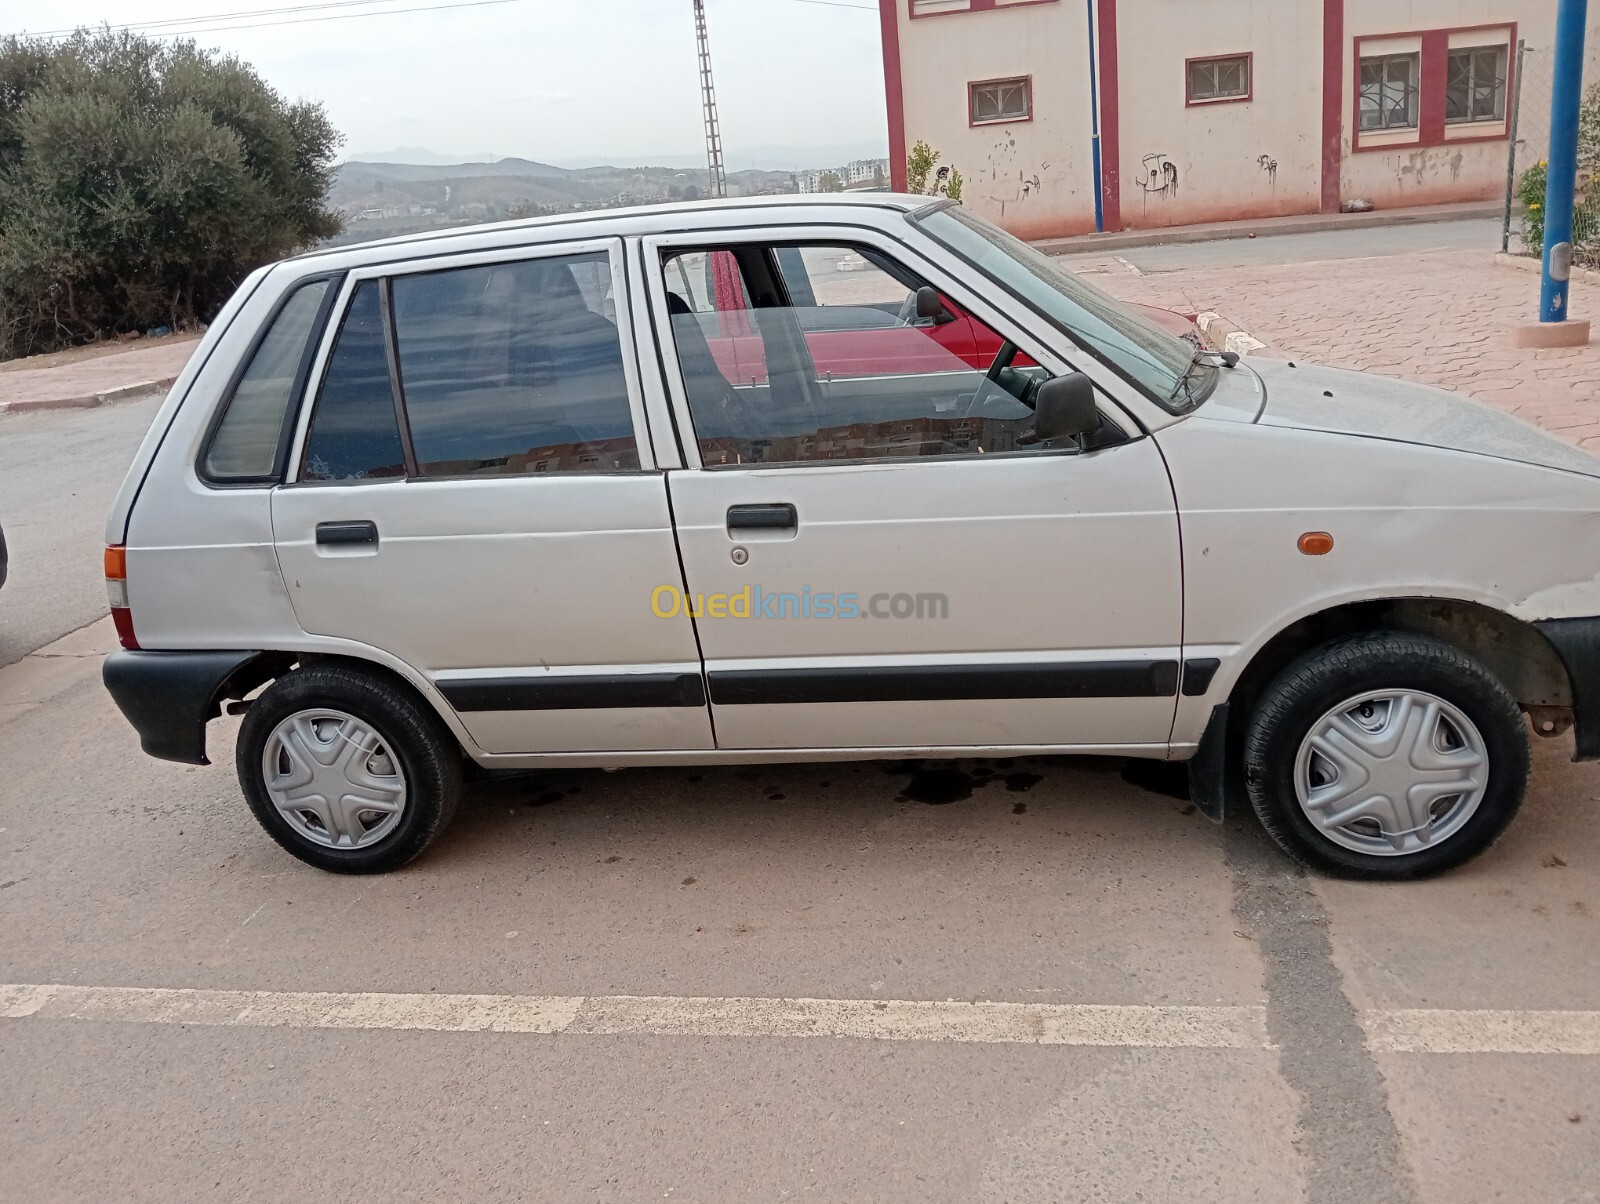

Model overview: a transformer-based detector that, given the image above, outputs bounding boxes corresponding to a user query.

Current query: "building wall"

[882,0,1600,239]
[889,1,1102,240]
[1114,0,1324,228]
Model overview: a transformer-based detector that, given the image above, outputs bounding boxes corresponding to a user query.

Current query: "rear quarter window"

[202,277,335,482]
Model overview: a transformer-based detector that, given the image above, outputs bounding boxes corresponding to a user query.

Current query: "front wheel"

[1244,632,1530,880]
[237,664,463,874]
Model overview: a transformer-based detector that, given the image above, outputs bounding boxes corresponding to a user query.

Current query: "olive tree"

[0,29,342,359]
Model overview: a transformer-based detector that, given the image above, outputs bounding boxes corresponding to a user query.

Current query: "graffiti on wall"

[1135,154,1180,199]
[1257,154,1278,187]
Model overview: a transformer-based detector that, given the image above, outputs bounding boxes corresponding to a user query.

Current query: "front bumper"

[103,650,270,765]
[1534,617,1600,761]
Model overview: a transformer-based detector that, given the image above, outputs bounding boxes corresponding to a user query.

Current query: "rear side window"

[390,253,639,476]
[302,281,407,482]
[203,278,331,482]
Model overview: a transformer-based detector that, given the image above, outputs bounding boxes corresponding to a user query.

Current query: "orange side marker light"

[1298,531,1335,556]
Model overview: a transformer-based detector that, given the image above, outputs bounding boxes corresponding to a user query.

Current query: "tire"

[237,663,463,874]
[1243,631,1530,880]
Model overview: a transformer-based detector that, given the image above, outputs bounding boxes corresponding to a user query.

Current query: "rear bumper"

[103,650,268,765]
[1534,617,1600,761]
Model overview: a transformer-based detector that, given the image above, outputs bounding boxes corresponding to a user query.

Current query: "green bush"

[1517,79,1600,266]
[0,29,341,360]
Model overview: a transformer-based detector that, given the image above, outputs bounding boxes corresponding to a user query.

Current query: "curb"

[1195,311,1274,358]
[0,376,176,416]
[1035,201,1504,257]
[1493,250,1600,287]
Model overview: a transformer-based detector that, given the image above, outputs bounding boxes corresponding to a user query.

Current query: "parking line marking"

[1362,1008,1600,1056]
[6,985,1597,1054]
[0,984,1263,1047]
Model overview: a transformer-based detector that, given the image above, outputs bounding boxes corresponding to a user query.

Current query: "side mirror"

[914,285,950,323]
[1033,372,1099,443]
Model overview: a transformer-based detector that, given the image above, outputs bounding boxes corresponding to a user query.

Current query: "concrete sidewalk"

[0,337,201,415]
[1034,200,1507,257]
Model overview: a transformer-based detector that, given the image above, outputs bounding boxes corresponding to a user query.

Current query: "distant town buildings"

[797,158,890,194]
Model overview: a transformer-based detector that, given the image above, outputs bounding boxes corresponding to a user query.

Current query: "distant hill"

[324,157,801,248]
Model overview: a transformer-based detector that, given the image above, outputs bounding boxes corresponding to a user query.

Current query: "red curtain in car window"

[710,251,750,337]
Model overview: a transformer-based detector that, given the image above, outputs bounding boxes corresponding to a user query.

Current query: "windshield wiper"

[1167,346,1238,405]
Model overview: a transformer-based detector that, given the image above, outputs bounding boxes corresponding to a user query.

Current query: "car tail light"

[104,545,140,650]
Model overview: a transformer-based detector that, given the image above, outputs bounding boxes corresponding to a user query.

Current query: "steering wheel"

[958,340,1018,419]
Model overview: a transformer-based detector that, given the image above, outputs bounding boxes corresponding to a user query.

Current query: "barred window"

[1446,45,1508,124]
[1360,53,1420,131]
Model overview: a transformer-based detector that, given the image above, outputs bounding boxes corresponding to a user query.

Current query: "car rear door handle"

[727,504,797,532]
[316,520,379,547]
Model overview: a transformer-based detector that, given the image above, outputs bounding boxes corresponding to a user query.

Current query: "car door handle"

[727,504,797,532]
[316,520,379,547]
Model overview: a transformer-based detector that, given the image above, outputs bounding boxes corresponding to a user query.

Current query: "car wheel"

[237,663,463,874]
[1243,631,1530,880]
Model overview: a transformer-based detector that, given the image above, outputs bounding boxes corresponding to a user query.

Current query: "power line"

[18,0,874,42]
[21,0,407,39]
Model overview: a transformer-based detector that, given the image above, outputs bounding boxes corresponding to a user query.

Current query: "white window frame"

[1445,43,1508,124]
[1359,52,1421,132]
[638,224,1151,472]
[285,237,656,483]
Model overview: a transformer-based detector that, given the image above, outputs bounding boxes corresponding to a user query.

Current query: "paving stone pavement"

[1080,249,1600,453]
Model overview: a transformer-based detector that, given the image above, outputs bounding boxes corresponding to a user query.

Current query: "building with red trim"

[879,0,1600,239]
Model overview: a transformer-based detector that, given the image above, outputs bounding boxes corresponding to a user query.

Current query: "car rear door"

[645,226,1184,754]
[271,238,712,756]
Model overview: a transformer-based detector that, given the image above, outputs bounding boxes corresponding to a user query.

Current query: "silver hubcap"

[262,709,407,850]
[1294,689,1489,856]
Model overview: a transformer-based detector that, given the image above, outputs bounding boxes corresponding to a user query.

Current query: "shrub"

[0,29,342,359]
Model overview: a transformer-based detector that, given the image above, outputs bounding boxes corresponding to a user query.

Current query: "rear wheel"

[237,664,462,874]
[1244,632,1530,879]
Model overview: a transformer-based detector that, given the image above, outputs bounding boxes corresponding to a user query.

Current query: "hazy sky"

[2,0,889,166]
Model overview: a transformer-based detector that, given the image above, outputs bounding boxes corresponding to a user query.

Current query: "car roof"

[284,192,935,278]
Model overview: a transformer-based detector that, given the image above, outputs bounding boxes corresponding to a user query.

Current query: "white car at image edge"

[100,194,1600,879]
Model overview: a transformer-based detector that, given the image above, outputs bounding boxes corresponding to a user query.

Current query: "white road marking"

[4,984,1596,1055]
[0,984,1260,1047]
[1363,1008,1600,1056]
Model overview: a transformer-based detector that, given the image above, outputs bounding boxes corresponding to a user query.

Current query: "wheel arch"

[1224,596,1573,729]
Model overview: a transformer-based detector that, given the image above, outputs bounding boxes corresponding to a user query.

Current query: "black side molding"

[1533,616,1600,761]
[439,673,707,712]
[1181,658,1221,697]
[708,660,1181,706]
[103,650,271,765]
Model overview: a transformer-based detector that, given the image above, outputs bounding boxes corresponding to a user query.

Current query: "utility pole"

[694,0,728,199]
[1535,0,1591,342]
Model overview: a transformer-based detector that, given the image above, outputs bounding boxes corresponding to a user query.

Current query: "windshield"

[911,203,1214,413]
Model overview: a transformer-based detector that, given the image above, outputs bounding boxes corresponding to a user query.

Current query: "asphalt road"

[1,346,1597,1203]
[0,394,164,667]
[1056,217,1506,275]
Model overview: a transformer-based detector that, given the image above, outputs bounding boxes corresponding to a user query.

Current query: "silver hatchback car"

[103,196,1600,878]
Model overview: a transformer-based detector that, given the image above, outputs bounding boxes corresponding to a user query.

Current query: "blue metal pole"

[1541,0,1588,322]
[1086,0,1104,233]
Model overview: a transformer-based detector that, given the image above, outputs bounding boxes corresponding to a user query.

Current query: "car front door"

[271,239,712,756]
[647,228,1183,754]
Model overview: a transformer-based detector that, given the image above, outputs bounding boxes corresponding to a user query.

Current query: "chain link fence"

[1501,38,1600,265]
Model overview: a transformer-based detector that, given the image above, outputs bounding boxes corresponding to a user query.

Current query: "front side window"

[663,241,1094,467]
[302,281,406,483]
[1187,55,1250,103]
[203,278,331,482]
[970,77,1030,125]
[1360,53,1420,131]
[911,204,1209,413]
[1446,45,1508,123]
[390,253,638,476]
